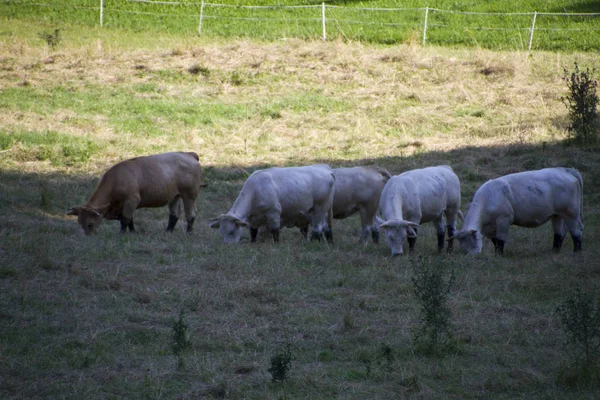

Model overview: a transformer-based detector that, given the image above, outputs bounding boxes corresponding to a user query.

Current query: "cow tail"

[373,166,392,181]
[567,168,584,228]
[175,197,184,219]
[328,172,335,229]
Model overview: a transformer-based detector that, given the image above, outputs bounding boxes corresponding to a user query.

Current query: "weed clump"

[557,289,600,364]
[411,257,456,356]
[268,343,292,383]
[562,63,599,144]
[171,309,191,370]
[188,64,210,77]
[38,29,61,49]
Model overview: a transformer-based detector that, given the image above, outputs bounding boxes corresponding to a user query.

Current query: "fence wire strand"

[3,1,600,47]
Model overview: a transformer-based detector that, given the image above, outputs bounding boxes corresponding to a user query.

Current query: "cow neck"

[229,190,253,221]
[463,201,484,232]
[87,187,112,211]
[383,193,404,222]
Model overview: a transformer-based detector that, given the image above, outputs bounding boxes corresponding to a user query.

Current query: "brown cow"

[67,152,205,234]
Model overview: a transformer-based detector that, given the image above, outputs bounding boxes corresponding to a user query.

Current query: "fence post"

[100,0,103,27]
[422,6,429,45]
[527,11,537,52]
[321,3,326,41]
[198,0,205,35]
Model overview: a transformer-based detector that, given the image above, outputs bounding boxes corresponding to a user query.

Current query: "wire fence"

[2,0,600,51]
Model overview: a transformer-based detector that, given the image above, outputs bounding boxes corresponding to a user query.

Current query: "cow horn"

[66,207,80,216]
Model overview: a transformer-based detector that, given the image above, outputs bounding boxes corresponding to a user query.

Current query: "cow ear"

[378,221,393,229]
[66,207,80,216]
[232,217,249,228]
[96,203,110,215]
[81,206,101,217]
[407,226,417,238]
[208,218,221,229]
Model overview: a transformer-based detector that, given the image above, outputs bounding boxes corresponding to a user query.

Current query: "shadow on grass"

[551,1,600,13]
[1,140,599,234]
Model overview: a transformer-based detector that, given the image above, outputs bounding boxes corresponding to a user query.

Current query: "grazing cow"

[377,165,462,256]
[209,164,335,244]
[67,152,205,234]
[331,166,391,243]
[255,166,391,243]
[452,167,583,254]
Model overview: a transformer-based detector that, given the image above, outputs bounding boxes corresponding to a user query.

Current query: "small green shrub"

[562,63,599,144]
[556,289,600,367]
[411,257,456,356]
[38,28,61,49]
[268,343,292,383]
[171,309,191,370]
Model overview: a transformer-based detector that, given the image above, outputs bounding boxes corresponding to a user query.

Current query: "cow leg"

[433,216,446,252]
[408,229,417,252]
[180,196,197,233]
[166,214,178,232]
[494,239,505,254]
[271,228,280,243]
[445,208,459,253]
[371,229,380,244]
[166,196,180,232]
[564,216,583,252]
[358,207,374,244]
[250,227,258,243]
[120,196,139,234]
[494,217,511,255]
[266,212,281,244]
[446,225,456,253]
[573,235,583,252]
[551,215,566,253]
[120,216,130,233]
[324,227,334,244]
[300,226,308,240]
[310,231,322,242]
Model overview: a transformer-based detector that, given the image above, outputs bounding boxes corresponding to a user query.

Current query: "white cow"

[453,167,583,254]
[377,165,462,256]
[331,166,391,243]
[209,164,335,244]
[256,166,391,243]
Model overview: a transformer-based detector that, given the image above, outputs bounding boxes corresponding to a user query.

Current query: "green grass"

[1,22,600,399]
[1,0,600,50]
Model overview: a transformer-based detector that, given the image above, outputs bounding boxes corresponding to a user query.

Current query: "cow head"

[376,216,420,256]
[67,205,106,235]
[209,214,249,244]
[452,229,482,254]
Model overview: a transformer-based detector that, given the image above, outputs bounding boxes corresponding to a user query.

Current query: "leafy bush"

[562,63,599,144]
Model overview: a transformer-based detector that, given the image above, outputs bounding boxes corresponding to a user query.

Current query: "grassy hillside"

[1,22,600,399]
[1,0,600,50]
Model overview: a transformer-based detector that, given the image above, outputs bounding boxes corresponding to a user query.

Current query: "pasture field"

[2,19,600,399]
[1,0,600,50]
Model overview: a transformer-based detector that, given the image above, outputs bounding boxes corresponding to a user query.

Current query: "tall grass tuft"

[171,308,191,370]
[411,257,456,356]
[268,343,292,383]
